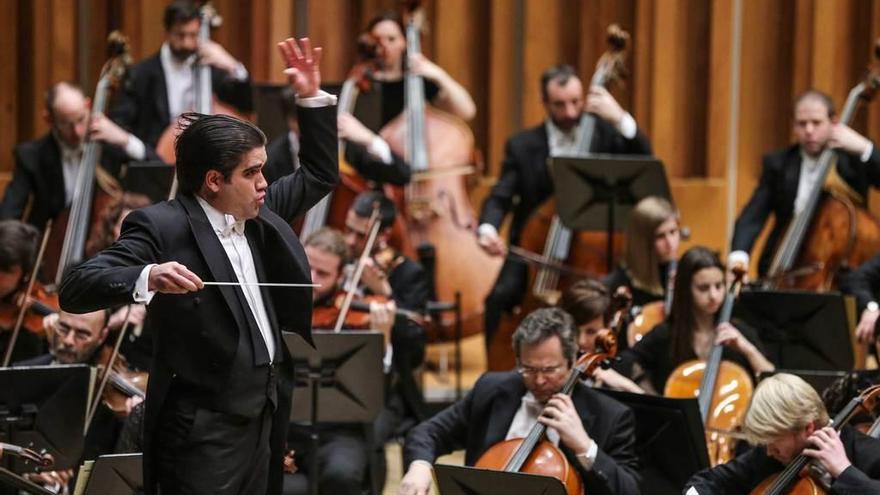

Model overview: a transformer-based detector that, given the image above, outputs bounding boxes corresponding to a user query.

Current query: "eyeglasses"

[54,324,93,343]
[516,363,566,377]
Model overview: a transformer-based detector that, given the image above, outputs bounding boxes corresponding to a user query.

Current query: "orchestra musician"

[685,373,880,494]
[843,253,880,354]
[477,64,652,350]
[58,36,335,495]
[0,220,43,363]
[729,89,880,276]
[0,82,155,229]
[398,307,640,495]
[109,0,253,151]
[264,86,301,185]
[614,246,774,394]
[604,196,681,308]
[558,279,643,393]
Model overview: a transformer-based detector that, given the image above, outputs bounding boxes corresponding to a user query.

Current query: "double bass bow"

[763,40,880,291]
[664,265,753,466]
[751,384,880,494]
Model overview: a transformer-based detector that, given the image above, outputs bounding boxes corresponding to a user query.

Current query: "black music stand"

[599,389,709,494]
[0,467,54,495]
[732,290,855,370]
[0,365,91,473]
[549,154,670,271]
[118,161,174,203]
[81,453,142,495]
[283,331,384,495]
[433,464,567,495]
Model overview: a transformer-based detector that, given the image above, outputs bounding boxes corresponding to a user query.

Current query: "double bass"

[487,24,630,371]
[750,384,880,494]
[380,4,502,339]
[664,266,753,466]
[764,41,880,291]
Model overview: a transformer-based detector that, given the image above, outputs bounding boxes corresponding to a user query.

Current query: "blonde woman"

[686,373,880,494]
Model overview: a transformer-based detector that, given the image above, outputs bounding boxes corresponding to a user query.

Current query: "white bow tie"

[221,215,246,237]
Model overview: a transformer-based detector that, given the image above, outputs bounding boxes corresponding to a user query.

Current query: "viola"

[664,265,752,466]
[95,345,148,419]
[750,384,880,494]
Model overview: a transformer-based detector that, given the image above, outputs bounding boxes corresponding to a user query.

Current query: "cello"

[52,32,128,285]
[664,265,753,466]
[487,24,630,371]
[627,260,676,347]
[763,41,880,291]
[474,321,620,495]
[379,4,502,339]
[750,384,880,494]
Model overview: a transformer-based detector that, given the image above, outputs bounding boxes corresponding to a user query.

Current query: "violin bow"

[2,220,53,367]
[333,206,383,333]
[85,306,134,432]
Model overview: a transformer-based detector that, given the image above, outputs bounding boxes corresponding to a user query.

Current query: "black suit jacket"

[479,116,652,246]
[404,371,641,495]
[109,53,253,150]
[731,144,880,275]
[842,252,880,313]
[685,426,880,495]
[0,134,141,228]
[58,105,337,495]
[264,132,298,186]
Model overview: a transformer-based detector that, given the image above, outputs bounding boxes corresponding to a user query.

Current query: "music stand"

[732,290,855,370]
[549,154,670,271]
[118,161,174,203]
[283,330,384,495]
[0,467,54,495]
[81,453,141,495]
[0,365,91,473]
[599,389,709,494]
[433,464,567,495]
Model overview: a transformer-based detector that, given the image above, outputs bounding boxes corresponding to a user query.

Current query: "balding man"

[0,82,156,229]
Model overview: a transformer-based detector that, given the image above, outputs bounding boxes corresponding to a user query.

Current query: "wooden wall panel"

[0,0,18,178]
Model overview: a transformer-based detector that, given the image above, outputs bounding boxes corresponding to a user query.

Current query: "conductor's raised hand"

[277,37,323,98]
[147,262,204,294]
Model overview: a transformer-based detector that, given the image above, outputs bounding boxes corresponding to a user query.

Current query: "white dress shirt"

[57,139,83,206]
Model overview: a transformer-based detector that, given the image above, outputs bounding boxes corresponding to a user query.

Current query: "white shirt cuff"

[617,112,637,140]
[576,440,599,470]
[124,134,146,161]
[296,90,338,108]
[383,344,394,373]
[410,460,433,471]
[133,264,157,304]
[230,62,249,82]
[728,250,750,268]
[861,142,874,162]
[368,136,394,165]
[477,223,499,239]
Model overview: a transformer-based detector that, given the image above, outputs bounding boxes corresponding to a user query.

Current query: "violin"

[474,325,619,495]
[96,346,148,418]
[664,265,752,466]
[0,283,58,336]
[627,260,676,347]
[0,442,54,469]
[312,290,426,329]
[751,384,880,494]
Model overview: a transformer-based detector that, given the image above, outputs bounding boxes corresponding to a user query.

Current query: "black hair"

[351,190,397,229]
[174,113,267,195]
[164,1,200,31]
[366,11,405,36]
[668,246,725,366]
[540,65,579,101]
[0,220,39,274]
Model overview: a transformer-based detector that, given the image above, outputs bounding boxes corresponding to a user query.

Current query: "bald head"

[45,82,90,149]
[51,310,108,365]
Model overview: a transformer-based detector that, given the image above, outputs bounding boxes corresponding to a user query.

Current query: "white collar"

[160,42,196,71]
[195,195,245,237]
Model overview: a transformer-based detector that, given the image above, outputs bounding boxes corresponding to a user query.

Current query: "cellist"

[477,64,652,352]
[685,373,880,494]
[729,90,880,277]
[398,307,639,495]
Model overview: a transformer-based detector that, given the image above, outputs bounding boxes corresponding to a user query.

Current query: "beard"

[170,46,197,62]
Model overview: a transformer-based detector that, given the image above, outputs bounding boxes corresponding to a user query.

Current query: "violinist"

[729,90,880,276]
[337,11,475,186]
[604,196,680,308]
[0,220,44,362]
[478,64,652,350]
[109,0,253,151]
[558,279,643,394]
[685,373,880,494]
[614,246,774,394]
[0,82,153,229]
[264,86,301,185]
[842,252,880,354]
[399,308,640,495]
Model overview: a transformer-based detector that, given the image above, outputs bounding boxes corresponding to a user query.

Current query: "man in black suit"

[0,82,154,229]
[729,89,880,276]
[109,0,253,152]
[477,64,652,350]
[685,373,880,494]
[58,37,336,495]
[399,307,640,495]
